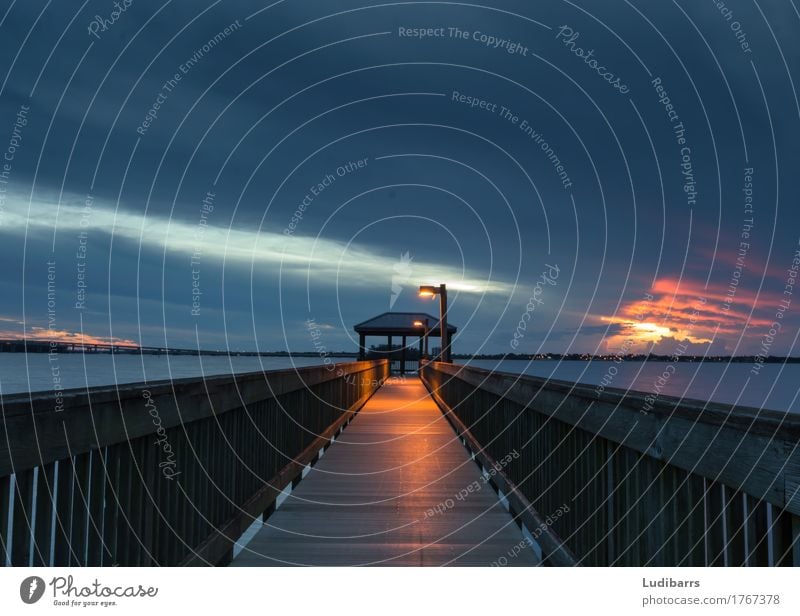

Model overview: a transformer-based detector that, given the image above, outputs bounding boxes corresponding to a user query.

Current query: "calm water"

[0,354,345,396]
[2,354,798,413]
[456,359,800,413]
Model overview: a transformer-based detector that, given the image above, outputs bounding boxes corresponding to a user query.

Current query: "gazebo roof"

[353,312,457,336]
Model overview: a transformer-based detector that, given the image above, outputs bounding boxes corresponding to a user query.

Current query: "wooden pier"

[2,359,798,567]
[233,378,538,566]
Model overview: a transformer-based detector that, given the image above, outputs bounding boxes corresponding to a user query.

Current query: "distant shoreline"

[3,346,798,364]
[456,354,800,363]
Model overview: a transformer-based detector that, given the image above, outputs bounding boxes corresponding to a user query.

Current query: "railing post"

[32,463,55,566]
[0,475,10,566]
[605,441,614,565]
[11,469,34,566]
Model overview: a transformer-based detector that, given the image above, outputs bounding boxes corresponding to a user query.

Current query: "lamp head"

[418,285,438,297]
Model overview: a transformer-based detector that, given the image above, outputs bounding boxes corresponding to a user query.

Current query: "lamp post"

[413,318,429,360]
[418,283,450,362]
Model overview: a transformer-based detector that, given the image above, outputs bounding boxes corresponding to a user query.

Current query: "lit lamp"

[418,283,450,362]
[413,318,429,360]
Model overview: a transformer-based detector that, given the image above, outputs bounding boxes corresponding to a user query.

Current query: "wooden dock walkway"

[231,377,539,566]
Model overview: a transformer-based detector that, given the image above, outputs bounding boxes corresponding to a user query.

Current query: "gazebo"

[353,311,457,373]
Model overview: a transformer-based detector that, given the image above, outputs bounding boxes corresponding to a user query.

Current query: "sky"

[0,0,799,356]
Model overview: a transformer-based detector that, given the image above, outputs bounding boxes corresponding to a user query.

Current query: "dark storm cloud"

[0,0,798,354]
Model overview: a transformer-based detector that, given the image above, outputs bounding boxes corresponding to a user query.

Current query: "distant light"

[413,320,424,327]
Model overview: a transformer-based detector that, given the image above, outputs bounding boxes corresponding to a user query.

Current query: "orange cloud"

[0,327,138,347]
[597,276,779,354]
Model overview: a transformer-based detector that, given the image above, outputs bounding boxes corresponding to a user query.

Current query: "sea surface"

[1,354,798,413]
[0,354,343,396]
[456,359,800,413]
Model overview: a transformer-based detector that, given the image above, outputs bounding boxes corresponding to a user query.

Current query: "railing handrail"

[0,360,387,477]
[1,360,383,413]
[425,361,800,517]
[431,362,800,436]
[438,362,800,428]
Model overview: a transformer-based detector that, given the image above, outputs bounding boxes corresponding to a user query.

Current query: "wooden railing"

[0,360,389,566]
[421,362,800,566]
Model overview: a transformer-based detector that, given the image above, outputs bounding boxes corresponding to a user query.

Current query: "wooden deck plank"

[232,377,539,566]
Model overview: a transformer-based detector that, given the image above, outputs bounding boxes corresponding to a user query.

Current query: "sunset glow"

[594,275,781,353]
[0,327,138,347]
